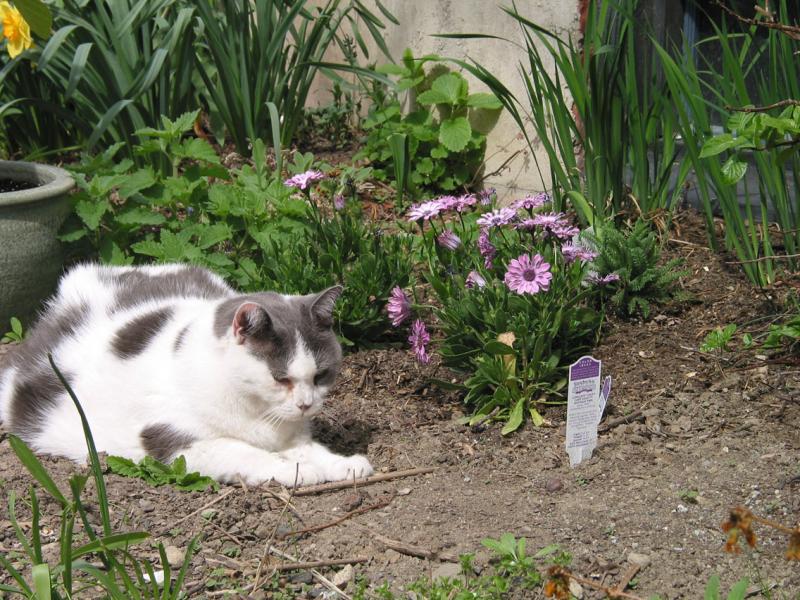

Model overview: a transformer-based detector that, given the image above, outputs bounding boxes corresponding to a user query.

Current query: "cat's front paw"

[267,463,324,487]
[326,454,374,483]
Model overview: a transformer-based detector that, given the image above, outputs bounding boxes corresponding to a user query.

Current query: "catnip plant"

[390,191,604,433]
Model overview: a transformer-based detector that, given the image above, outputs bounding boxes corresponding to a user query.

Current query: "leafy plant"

[704,575,749,600]
[107,455,219,492]
[587,221,689,318]
[195,0,395,154]
[357,50,502,195]
[655,1,800,286]
[0,357,197,598]
[444,0,687,224]
[1,317,25,343]
[0,0,198,158]
[700,324,739,353]
[393,193,603,432]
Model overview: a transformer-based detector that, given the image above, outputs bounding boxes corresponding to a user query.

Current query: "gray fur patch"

[113,266,231,312]
[9,304,86,372]
[140,424,196,463]
[173,324,190,352]
[111,307,174,359]
[9,368,70,437]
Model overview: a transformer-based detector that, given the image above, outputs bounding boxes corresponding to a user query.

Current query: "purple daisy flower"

[477,229,497,269]
[333,194,345,210]
[504,253,553,295]
[476,207,517,228]
[387,287,411,327]
[511,192,550,211]
[530,211,567,227]
[587,272,621,286]
[479,188,496,205]
[284,169,324,190]
[454,194,478,212]
[561,243,598,263]
[408,319,432,364]
[550,223,580,240]
[437,230,462,250]
[465,270,487,289]
[407,199,445,222]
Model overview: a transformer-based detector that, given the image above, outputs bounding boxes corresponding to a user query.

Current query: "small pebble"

[545,478,563,493]
[397,487,412,496]
[164,545,184,568]
[627,552,651,568]
[332,564,354,587]
[138,499,154,513]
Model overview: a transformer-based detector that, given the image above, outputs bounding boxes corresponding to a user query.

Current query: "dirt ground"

[1,211,799,599]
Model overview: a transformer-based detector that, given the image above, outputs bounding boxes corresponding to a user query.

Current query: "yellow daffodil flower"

[0,1,33,59]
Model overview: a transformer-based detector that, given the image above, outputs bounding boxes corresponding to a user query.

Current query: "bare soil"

[1,211,799,599]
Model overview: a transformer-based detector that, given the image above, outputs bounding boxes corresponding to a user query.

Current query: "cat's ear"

[232,302,272,344]
[310,286,343,328]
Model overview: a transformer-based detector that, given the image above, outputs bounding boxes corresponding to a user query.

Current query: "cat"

[0,263,373,486]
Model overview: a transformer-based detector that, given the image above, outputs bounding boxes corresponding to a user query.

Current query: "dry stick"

[726,252,800,264]
[292,467,434,496]
[252,467,299,592]
[267,545,353,600]
[156,489,234,536]
[358,526,459,563]
[612,563,642,597]
[273,556,369,572]
[279,492,396,539]
[598,409,644,433]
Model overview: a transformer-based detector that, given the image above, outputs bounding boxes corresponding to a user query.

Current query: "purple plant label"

[566,355,602,467]
[598,375,612,423]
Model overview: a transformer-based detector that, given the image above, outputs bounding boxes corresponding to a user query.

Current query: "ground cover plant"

[357,49,503,197]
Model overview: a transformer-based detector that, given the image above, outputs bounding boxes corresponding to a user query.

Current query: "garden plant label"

[566,356,602,467]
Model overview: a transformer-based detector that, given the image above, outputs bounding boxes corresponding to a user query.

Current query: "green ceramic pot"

[0,160,74,327]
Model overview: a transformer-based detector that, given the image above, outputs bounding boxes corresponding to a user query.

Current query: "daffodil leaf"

[14,0,52,40]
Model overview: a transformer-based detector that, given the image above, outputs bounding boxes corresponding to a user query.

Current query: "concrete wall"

[309,0,580,202]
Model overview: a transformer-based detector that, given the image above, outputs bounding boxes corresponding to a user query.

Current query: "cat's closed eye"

[314,369,331,385]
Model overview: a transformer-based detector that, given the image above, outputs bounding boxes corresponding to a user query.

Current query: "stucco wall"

[309,1,580,201]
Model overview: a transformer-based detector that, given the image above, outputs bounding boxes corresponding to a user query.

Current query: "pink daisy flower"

[437,230,462,250]
[284,170,324,190]
[504,253,552,295]
[465,271,487,289]
[407,199,445,222]
[408,319,432,364]
[387,287,411,326]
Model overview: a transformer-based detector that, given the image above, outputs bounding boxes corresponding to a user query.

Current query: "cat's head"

[215,286,343,421]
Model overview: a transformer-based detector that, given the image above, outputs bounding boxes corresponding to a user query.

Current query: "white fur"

[0,264,373,486]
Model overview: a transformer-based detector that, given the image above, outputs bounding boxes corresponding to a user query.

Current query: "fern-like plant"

[587,221,689,318]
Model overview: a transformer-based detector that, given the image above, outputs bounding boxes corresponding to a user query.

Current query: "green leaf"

[118,168,157,199]
[726,578,749,600]
[439,116,472,152]
[14,0,52,40]
[176,138,220,165]
[484,340,515,355]
[699,133,743,158]
[466,93,502,109]
[106,456,141,478]
[721,156,748,185]
[8,436,67,508]
[501,397,525,435]
[116,207,166,226]
[704,574,721,600]
[75,198,110,231]
[72,532,150,559]
[416,89,451,105]
[430,72,464,105]
[31,564,51,600]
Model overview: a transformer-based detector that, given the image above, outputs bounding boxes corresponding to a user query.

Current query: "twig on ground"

[268,545,353,600]
[364,527,459,563]
[157,489,234,536]
[279,492,396,539]
[292,467,434,496]
[273,556,369,571]
[252,467,299,592]
[598,409,644,433]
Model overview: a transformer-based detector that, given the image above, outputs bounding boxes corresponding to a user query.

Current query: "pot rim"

[0,159,75,207]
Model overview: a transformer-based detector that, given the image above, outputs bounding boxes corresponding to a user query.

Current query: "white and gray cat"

[0,263,373,486]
